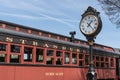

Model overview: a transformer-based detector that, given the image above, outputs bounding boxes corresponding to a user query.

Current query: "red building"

[0,20,119,80]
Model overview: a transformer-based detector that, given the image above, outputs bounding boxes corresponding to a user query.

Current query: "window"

[100,56,104,67]
[46,49,54,65]
[105,57,109,68]
[11,45,20,53]
[51,35,57,39]
[0,54,6,62]
[72,53,77,64]
[6,25,16,30]
[59,36,65,40]
[105,63,109,68]
[36,48,44,62]
[10,54,19,63]
[79,54,83,59]
[64,52,70,64]
[56,51,62,65]
[10,45,20,63]
[96,56,99,61]
[19,28,28,33]
[85,55,89,65]
[96,62,100,67]
[79,61,84,66]
[101,62,104,67]
[79,53,84,66]
[0,44,6,51]
[47,50,54,56]
[32,30,39,35]
[24,47,33,62]
[46,57,54,65]
[56,51,62,57]
[101,57,104,61]
[95,56,100,67]
[105,57,108,61]
[0,44,6,62]
[42,32,49,37]
[56,58,62,65]
[110,58,114,67]
[80,49,83,53]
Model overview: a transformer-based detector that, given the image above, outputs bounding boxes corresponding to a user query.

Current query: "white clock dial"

[80,15,98,35]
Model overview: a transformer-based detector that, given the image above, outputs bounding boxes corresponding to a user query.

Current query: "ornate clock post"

[79,6,102,80]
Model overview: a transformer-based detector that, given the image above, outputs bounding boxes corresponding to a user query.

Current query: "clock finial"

[82,6,100,17]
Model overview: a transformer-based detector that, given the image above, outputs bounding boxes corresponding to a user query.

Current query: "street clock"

[80,6,102,40]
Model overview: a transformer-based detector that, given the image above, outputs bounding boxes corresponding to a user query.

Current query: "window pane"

[0,54,6,62]
[24,47,32,62]
[96,62,100,67]
[101,62,104,67]
[101,57,104,61]
[6,25,16,30]
[105,57,108,61]
[42,32,49,37]
[56,51,62,57]
[64,52,70,64]
[47,50,53,56]
[36,48,44,62]
[46,57,54,65]
[96,56,99,61]
[0,44,6,51]
[85,55,89,65]
[10,54,19,63]
[79,61,83,66]
[105,63,109,68]
[79,54,83,59]
[110,58,114,67]
[11,45,20,53]
[72,53,77,64]
[56,58,62,65]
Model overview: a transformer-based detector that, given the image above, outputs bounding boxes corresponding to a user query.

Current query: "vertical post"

[79,6,102,80]
[87,41,97,80]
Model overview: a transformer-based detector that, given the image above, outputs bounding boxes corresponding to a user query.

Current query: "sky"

[0,0,119,48]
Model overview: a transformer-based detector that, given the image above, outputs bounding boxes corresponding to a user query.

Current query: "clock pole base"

[87,71,97,80]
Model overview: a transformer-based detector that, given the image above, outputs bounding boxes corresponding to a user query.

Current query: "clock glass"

[80,15,98,35]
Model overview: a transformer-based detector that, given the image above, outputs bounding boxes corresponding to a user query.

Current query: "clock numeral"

[82,21,84,23]
[82,28,85,30]
[81,25,84,27]
[95,23,97,25]
[84,18,87,20]
[93,19,96,22]
[94,27,97,29]
[88,16,90,19]
[88,31,90,34]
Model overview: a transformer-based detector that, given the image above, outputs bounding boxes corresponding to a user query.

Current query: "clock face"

[80,15,99,35]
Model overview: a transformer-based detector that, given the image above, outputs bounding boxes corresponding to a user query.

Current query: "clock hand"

[87,21,92,28]
[87,21,94,30]
[88,21,93,26]
[89,25,94,30]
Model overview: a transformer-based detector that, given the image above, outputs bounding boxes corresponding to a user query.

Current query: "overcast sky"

[0,0,119,48]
